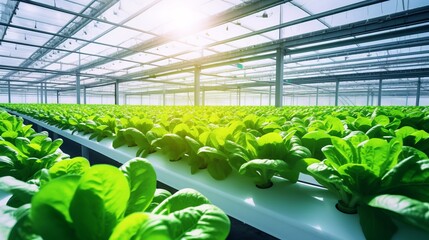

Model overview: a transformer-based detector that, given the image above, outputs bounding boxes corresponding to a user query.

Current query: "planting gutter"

[5,109,428,240]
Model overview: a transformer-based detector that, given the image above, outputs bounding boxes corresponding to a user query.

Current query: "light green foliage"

[120,158,156,215]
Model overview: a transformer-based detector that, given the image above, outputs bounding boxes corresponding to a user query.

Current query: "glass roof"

[1,0,429,99]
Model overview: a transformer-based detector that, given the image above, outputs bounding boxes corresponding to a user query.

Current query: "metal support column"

[335,80,339,106]
[238,88,241,106]
[83,87,87,104]
[194,66,201,106]
[7,81,11,103]
[275,48,284,107]
[366,87,370,106]
[44,82,48,104]
[406,91,409,106]
[316,88,319,106]
[163,89,166,106]
[39,83,44,104]
[56,91,59,104]
[115,80,119,105]
[416,78,421,106]
[269,85,272,106]
[76,73,81,104]
[81,146,89,159]
[202,90,205,106]
[378,79,382,106]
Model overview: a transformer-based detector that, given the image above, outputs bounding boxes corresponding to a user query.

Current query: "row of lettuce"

[1,103,429,239]
[0,109,230,240]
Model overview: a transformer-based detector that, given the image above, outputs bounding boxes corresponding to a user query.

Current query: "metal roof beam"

[0,0,18,41]
[3,0,119,80]
[33,0,289,85]
[126,6,429,79]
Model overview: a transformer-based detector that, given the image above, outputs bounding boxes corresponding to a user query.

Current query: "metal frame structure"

[1,0,429,106]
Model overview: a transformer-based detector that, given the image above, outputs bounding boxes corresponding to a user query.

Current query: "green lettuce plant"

[237,131,313,188]
[307,136,429,239]
[5,158,231,240]
[0,134,67,181]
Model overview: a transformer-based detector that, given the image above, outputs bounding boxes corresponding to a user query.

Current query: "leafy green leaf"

[358,138,402,176]
[48,157,90,180]
[152,134,187,161]
[109,212,154,240]
[357,204,397,240]
[256,132,286,160]
[120,158,156,215]
[31,175,80,240]
[0,176,38,208]
[301,131,332,160]
[239,159,289,188]
[338,164,380,196]
[171,204,231,240]
[70,165,130,240]
[8,204,42,240]
[151,188,210,215]
[197,147,232,180]
[368,194,429,232]
[145,189,172,213]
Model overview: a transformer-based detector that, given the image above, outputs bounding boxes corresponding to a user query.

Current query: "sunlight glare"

[162,1,201,33]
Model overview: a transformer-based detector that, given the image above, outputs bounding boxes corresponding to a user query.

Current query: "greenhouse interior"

[1,0,429,239]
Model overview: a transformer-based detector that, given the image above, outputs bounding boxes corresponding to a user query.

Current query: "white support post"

[76,73,81,104]
[335,80,339,106]
[275,48,284,107]
[406,91,409,106]
[202,90,205,106]
[115,80,119,105]
[7,81,11,103]
[56,91,59,104]
[163,89,166,106]
[83,87,87,104]
[194,66,201,106]
[416,77,421,106]
[39,83,43,104]
[238,88,241,106]
[44,82,48,103]
[378,79,382,106]
[366,87,370,106]
[269,85,272,106]
[316,88,319,106]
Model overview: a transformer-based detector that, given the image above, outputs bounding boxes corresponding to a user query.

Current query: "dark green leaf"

[368,194,429,232]
[358,204,397,240]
